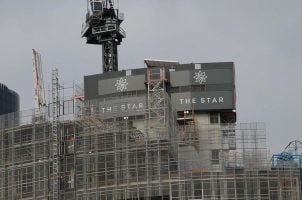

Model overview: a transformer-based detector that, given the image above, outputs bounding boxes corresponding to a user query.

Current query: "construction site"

[0,0,301,200]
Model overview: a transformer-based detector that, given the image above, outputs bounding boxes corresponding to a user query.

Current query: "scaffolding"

[0,93,301,199]
[51,69,60,200]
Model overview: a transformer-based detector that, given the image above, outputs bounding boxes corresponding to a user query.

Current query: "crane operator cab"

[86,0,103,19]
[86,0,116,22]
[89,0,103,13]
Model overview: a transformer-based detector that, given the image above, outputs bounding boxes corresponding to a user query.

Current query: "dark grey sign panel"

[170,71,191,87]
[171,91,234,111]
[93,96,147,118]
[170,68,234,87]
[98,75,146,96]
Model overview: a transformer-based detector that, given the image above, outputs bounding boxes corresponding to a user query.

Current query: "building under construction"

[0,0,301,199]
[0,61,301,200]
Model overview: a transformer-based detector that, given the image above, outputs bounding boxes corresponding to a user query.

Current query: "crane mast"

[32,49,46,120]
[81,0,126,73]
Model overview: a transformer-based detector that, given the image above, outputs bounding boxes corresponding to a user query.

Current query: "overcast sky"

[0,0,301,153]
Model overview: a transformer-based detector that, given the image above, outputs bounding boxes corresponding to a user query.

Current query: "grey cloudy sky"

[0,0,301,153]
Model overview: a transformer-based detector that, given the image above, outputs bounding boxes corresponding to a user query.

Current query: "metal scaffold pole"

[51,69,59,200]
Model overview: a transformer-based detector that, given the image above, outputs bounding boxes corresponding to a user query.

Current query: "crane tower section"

[81,0,126,73]
[32,49,46,119]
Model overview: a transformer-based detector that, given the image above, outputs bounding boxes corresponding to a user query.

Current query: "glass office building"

[0,83,19,115]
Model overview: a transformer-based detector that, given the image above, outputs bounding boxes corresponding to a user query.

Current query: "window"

[211,150,220,164]
[210,113,219,124]
[126,70,132,76]
[195,63,201,69]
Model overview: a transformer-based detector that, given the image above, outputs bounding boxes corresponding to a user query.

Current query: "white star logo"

[193,70,208,84]
[115,77,128,91]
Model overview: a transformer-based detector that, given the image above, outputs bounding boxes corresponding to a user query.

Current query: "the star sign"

[115,77,128,91]
[193,70,208,84]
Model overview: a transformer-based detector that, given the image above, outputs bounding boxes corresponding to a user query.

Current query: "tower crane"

[32,49,46,120]
[81,0,126,73]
